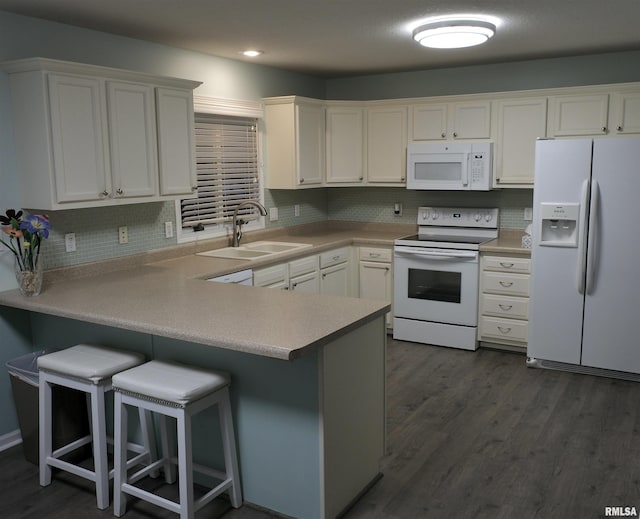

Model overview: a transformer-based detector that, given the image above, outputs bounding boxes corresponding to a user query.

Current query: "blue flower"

[20,214,51,239]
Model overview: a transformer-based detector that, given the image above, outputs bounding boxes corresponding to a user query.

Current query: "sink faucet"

[232,200,267,247]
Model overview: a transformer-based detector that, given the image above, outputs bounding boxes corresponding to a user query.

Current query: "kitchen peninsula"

[0,230,394,519]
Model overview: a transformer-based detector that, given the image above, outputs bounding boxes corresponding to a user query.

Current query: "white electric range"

[393,206,499,351]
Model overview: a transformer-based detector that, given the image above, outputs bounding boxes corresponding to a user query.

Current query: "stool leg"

[138,408,159,478]
[158,414,176,484]
[219,387,243,507]
[113,391,128,517]
[39,374,53,487]
[177,410,195,519]
[90,384,110,510]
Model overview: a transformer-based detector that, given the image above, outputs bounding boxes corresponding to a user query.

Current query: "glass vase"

[14,257,43,297]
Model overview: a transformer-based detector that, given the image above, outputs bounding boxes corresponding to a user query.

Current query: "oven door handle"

[394,247,477,260]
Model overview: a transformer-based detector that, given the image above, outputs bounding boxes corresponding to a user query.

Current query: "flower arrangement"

[0,209,51,271]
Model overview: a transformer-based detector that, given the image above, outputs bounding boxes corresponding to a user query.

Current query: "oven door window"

[408,268,461,303]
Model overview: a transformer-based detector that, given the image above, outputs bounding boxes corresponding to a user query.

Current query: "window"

[177,96,264,242]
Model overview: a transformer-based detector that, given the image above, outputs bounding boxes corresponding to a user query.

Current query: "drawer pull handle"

[370,253,381,258]
[498,304,513,311]
[497,326,512,334]
[500,262,514,268]
[499,281,514,287]
[332,255,340,261]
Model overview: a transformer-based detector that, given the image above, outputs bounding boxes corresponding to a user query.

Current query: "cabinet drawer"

[359,246,392,263]
[479,316,528,343]
[483,255,530,273]
[289,255,319,277]
[320,247,350,268]
[481,294,529,320]
[483,272,530,296]
[253,263,287,287]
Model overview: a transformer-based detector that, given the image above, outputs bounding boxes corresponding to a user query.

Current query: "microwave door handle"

[462,153,470,186]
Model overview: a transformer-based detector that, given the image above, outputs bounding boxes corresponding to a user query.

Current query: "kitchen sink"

[242,241,312,253]
[197,241,312,260]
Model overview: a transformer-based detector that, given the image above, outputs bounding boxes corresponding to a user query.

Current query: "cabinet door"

[48,74,110,203]
[611,92,640,134]
[107,81,158,198]
[326,107,365,183]
[451,101,491,139]
[296,103,325,186]
[367,106,407,183]
[290,271,319,293]
[411,103,448,140]
[549,94,609,136]
[156,87,197,196]
[320,263,349,297]
[359,260,392,326]
[494,98,547,187]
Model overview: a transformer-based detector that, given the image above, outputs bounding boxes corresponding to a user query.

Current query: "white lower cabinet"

[320,247,351,296]
[478,253,531,350]
[253,255,320,293]
[358,246,393,328]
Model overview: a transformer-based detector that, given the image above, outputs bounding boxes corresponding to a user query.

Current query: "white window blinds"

[181,113,260,229]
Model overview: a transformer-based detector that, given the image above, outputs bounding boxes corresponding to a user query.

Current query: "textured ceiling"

[1,0,639,77]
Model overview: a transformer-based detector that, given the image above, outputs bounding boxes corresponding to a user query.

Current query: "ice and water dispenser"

[538,203,580,247]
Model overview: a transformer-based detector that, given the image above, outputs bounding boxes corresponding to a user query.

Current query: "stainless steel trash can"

[6,351,90,465]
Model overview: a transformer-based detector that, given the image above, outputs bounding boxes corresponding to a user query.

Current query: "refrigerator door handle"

[576,179,590,294]
[586,180,599,294]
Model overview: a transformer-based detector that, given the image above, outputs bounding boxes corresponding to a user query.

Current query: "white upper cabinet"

[3,58,201,210]
[325,105,365,184]
[411,100,491,140]
[264,96,325,189]
[367,105,407,184]
[156,87,197,196]
[493,97,548,188]
[548,94,609,136]
[107,81,158,199]
[610,91,640,134]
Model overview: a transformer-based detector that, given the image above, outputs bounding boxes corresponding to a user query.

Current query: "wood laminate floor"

[2,338,639,518]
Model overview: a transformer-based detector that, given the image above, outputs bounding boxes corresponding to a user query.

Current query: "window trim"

[176,96,265,244]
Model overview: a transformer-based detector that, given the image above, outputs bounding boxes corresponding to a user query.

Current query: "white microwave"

[406,141,492,191]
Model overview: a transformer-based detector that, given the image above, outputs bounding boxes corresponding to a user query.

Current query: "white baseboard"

[0,430,22,452]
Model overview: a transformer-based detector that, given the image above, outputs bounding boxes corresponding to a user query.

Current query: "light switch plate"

[269,207,278,221]
[64,233,76,252]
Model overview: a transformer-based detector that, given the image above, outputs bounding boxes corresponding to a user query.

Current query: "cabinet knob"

[101,191,109,197]
[359,177,363,181]
[453,132,458,138]
[192,186,198,192]
[441,132,446,138]
[601,126,607,132]
[617,125,623,132]
[116,188,124,195]
[300,178,305,184]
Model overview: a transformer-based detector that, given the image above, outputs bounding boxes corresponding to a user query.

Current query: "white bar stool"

[38,344,155,510]
[112,360,242,519]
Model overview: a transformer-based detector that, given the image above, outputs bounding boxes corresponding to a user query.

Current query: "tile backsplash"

[38,188,532,269]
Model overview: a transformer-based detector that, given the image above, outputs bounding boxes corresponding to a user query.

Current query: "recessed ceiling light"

[413,19,496,49]
[242,50,263,58]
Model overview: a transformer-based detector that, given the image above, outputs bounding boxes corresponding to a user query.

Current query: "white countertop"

[0,225,402,360]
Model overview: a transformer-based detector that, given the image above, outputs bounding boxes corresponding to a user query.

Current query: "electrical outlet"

[64,233,76,252]
[294,204,300,217]
[269,207,279,222]
[524,207,533,221]
[118,226,128,244]
[164,221,174,238]
[394,202,403,217]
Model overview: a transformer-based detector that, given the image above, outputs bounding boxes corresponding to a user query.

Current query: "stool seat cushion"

[37,344,145,383]
[112,360,230,406]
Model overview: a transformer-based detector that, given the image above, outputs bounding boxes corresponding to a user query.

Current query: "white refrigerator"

[528,137,640,376]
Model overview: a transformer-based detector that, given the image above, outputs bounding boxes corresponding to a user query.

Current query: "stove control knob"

[475,213,481,222]
[421,209,429,220]
[431,211,439,220]
[485,213,493,222]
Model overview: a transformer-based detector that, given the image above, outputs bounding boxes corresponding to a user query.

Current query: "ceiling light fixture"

[412,19,496,49]
[242,50,263,58]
